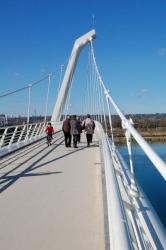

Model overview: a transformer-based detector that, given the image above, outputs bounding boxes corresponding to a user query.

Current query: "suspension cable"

[27,84,32,125]
[0,75,49,99]
[88,44,92,115]
[84,62,90,116]
[91,55,95,118]
[91,45,97,119]
[0,45,79,99]
[90,39,166,180]
[89,43,107,130]
[58,64,64,92]
[94,59,99,121]
[44,74,52,123]
[100,80,107,133]
[106,93,114,143]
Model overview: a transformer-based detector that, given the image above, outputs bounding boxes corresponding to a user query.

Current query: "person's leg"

[66,132,70,147]
[46,134,49,146]
[77,134,80,142]
[64,132,68,147]
[50,134,53,145]
[73,135,78,148]
[47,134,52,146]
[86,134,90,147]
[68,133,71,147]
[89,134,92,143]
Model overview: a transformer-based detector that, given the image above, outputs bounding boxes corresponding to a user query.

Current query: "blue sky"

[0,0,166,116]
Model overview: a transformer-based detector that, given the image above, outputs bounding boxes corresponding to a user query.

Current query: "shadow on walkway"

[0,140,47,170]
[0,137,87,194]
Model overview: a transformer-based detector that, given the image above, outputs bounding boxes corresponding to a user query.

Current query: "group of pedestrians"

[44,114,95,148]
[62,114,95,148]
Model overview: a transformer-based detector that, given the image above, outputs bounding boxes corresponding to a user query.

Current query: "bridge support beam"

[51,29,96,122]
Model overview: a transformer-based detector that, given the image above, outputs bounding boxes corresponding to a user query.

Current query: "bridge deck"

[0,132,105,250]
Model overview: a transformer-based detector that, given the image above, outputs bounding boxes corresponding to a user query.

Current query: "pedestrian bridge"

[0,129,106,250]
[0,30,166,250]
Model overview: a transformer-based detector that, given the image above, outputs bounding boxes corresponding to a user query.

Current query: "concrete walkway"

[0,131,105,250]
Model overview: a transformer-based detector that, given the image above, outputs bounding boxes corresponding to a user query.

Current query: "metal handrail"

[0,122,48,157]
[107,93,166,180]
[0,121,45,130]
[96,122,134,249]
[110,143,166,249]
[0,121,62,158]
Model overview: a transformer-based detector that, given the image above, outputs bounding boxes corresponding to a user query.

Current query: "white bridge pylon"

[51,29,96,122]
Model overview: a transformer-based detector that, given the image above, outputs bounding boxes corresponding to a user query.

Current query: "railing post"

[30,124,38,139]
[17,125,26,143]
[35,123,42,136]
[9,126,18,146]
[122,118,138,197]
[25,124,32,141]
[0,128,8,148]
[39,123,46,135]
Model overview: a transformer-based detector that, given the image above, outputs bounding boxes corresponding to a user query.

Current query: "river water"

[117,143,166,229]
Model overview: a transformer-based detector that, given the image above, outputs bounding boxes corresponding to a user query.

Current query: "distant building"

[0,114,8,126]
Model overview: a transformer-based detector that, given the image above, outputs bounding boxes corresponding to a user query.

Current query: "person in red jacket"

[45,122,54,146]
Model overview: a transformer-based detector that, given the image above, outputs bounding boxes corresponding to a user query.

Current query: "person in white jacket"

[82,114,95,147]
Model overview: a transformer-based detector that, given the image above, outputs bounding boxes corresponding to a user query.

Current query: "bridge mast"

[51,29,96,122]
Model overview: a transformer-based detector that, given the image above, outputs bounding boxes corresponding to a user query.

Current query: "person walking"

[82,114,95,147]
[76,116,82,143]
[70,115,79,148]
[62,116,71,147]
[45,122,54,146]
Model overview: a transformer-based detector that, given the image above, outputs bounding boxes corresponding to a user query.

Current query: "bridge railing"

[0,122,47,157]
[91,40,166,249]
[97,122,133,249]
[97,121,166,249]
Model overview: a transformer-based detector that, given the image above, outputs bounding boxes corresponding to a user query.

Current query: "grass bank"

[109,128,166,143]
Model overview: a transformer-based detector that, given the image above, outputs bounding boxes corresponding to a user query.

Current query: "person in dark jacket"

[70,115,79,148]
[76,116,82,142]
[62,116,71,147]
